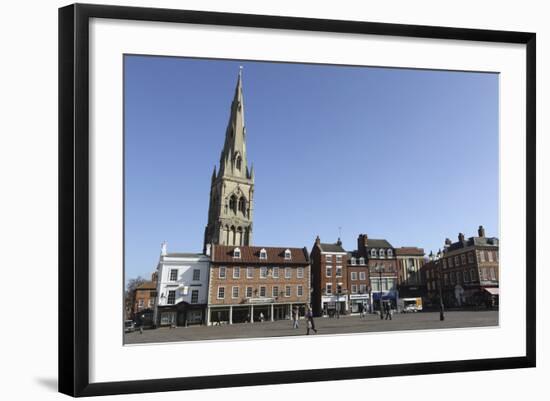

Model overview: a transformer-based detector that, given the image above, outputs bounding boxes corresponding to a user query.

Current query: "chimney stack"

[458,233,465,242]
[336,237,342,246]
[315,236,321,246]
[478,225,485,238]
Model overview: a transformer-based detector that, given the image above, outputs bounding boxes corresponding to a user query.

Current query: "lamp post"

[436,249,445,321]
[374,264,384,320]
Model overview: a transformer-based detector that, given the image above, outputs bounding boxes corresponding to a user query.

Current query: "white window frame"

[387,249,393,257]
[259,286,267,297]
[233,266,240,279]
[246,286,253,298]
[351,271,358,281]
[359,271,366,281]
[359,257,365,265]
[371,249,377,258]
[284,249,292,260]
[326,266,332,278]
[169,269,178,282]
[232,286,239,298]
[351,284,358,294]
[272,266,279,278]
[219,266,226,279]
[233,247,241,259]
[479,251,486,262]
[336,266,343,277]
[285,267,292,279]
[325,254,332,263]
[297,267,304,278]
[326,283,333,295]
[260,266,267,279]
[336,255,342,263]
[247,266,253,279]
[272,286,279,297]
[192,269,200,281]
[351,257,356,265]
[285,285,291,297]
[190,289,199,304]
[259,248,267,260]
[379,249,385,258]
[461,253,467,265]
[217,287,225,299]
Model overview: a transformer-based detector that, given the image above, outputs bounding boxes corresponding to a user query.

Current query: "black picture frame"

[59,3,536,397]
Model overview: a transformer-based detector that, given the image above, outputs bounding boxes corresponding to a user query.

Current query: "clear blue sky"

[124,55,499,282]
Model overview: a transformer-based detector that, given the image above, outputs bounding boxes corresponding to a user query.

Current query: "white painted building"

[154,242,211,327]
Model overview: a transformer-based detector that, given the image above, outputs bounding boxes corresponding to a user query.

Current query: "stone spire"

[203,68,255,251]
[218,67,251,180]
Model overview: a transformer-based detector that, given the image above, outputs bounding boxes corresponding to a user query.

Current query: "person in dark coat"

[384,301,392,320]
[306,307,317,335]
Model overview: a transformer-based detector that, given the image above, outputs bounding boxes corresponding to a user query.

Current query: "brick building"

[310,237,349,317]
[357,234,399,312]
[346,251,370,314]
[395,247,426,298]
[131,272,158,325]
[207,244,310,324]
[422,226,499,308]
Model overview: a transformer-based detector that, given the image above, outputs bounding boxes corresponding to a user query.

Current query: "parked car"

[124,320,136,333]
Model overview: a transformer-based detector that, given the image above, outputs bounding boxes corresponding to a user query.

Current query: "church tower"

[204,68,255,250]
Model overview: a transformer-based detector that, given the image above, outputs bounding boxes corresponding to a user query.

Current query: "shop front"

[321,294,348,316]
[349,294,370,314]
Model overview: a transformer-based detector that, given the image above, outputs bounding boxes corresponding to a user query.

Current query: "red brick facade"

[207,245,310,324]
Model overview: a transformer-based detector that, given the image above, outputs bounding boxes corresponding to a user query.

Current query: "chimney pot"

[478,225,486,237]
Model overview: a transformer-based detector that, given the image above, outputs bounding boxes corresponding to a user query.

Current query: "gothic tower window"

[229,195,237,214]
[238,197,246,215]
[235,153,242,171]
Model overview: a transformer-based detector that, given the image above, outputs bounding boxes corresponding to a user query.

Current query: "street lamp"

[374,264,384,320]
[436,249,445,321]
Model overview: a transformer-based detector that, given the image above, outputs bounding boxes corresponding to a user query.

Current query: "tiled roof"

[319,243,347,253]
[447,236,499,252]
[365,239,393,249]
[165,252,205,258]
[136,281,156,290]
[395,247,425,256]
[212,245,309,264]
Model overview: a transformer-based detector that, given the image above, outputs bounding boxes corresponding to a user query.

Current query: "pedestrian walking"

[359,302,365,318]
[259,312,265,322]
[292,306,299,329]
[384,301,392,320]
[306,307,317,335]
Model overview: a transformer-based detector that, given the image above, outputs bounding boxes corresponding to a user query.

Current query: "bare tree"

[125,276,146,320]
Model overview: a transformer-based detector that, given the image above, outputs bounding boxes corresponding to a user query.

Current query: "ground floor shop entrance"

[207,303,307,325]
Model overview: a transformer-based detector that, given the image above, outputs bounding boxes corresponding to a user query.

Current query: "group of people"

[292,306,317,335]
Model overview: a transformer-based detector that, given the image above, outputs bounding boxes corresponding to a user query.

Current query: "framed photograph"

[59,3,536,397]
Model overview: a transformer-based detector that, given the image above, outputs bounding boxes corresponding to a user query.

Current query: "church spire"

[219,67,249,178]
[204,68,255,251]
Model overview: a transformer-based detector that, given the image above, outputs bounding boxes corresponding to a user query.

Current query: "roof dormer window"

[359,257,365,265]
[351,257,356,265]
[233,247,241,259]
[379,249,385,258]
[371,249,377,258]
[387,249,393,257]
[259,248,267,260]
[284,249,292,260]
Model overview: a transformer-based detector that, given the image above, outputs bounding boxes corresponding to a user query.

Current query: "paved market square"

[125,310,498,344]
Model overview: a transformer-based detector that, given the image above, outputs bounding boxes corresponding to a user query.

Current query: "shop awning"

[484,287,499,295]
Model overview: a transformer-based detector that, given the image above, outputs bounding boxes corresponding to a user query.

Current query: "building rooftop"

[395,247,425,256]
[211,245,309,264]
